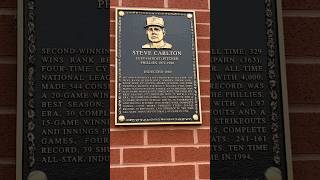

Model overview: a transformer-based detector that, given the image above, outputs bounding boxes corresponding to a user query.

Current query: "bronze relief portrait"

[142,16,172,49]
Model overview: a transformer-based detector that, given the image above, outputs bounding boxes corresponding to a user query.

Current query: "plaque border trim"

[17,0,23,179]
[114,7,203,126]
[277,0,294,179]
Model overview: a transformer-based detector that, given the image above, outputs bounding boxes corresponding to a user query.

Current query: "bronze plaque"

[211,0,293,179]
[115,8,202,125]
[17,0,110,179]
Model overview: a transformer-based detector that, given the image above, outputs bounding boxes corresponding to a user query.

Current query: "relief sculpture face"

[142,16,172,49]
[146,26,164,44]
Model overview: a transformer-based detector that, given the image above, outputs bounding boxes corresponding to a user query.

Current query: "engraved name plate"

[115,8,202,125]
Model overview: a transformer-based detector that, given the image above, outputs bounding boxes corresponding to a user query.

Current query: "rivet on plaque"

[193,114,199,121]
[118,115,126,122]
[119,11,125,16]
[28,171,48,180]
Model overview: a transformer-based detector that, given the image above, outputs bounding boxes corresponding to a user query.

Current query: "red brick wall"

[0,0,319,179]
[282,0,320,179]
[110,1,210,179]
[0,2,17,179]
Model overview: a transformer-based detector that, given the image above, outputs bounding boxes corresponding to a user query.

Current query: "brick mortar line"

[164,0,168,8]
[198,51,210,53]
[292,154,320,161]
[143,130,148,145]
[166,9,210,12]
[111,145,210,149]
[195,164,200,180]
[120,148,124,164]
[0,8,16,15]
[289,104,320,113]
[0,56,16,64]
[197,162,210,166]
[110,127,210,131]
[0,107,16,114]
[111,162,207,168]
[283,10,320,17]
[0,158,15,165]
[193,129,199,144]
[197,23,210,26]
[199,65,210,67]
[171,147,175,162]
[198,37,210,39]
[286,57,320,64]
[110,6,210,12]
[144,167,147,180]
[200,80,210,83]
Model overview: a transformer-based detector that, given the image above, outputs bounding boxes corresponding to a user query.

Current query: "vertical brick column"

[110,0,210,179]
[283,0,320,179]
[0,0,17,179]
